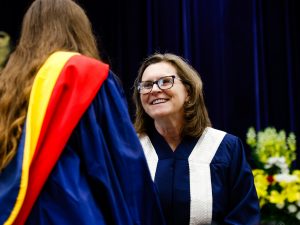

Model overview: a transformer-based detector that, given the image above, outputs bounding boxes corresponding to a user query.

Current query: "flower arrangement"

[246,127,299,224]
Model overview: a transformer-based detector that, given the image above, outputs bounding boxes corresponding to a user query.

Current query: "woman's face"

[140,62,189,121]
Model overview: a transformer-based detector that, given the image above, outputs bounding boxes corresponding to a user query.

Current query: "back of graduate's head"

[0,0,100,172]
[19,0,99,59]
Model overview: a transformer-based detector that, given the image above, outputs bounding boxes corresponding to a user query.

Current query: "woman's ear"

[185,85,191,102]
[185,94,190,103]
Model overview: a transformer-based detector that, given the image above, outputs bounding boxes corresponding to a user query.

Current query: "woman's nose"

[151,83,161,93]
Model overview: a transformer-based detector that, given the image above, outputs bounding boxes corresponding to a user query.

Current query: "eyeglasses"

[137,75,182,94]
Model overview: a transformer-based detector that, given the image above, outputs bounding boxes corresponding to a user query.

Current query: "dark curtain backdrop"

[1,0,299,164]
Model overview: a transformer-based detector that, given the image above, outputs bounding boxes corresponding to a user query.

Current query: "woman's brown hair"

[0,0,100,171]
[133,53,211,138]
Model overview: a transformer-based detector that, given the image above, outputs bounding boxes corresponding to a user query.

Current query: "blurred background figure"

[0,31,11,70]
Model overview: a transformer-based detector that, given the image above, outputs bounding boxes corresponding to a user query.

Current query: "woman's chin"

[150,111,173,120]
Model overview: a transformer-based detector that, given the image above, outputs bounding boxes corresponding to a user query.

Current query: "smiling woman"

[139,62,188,132]
[132,53,261,225]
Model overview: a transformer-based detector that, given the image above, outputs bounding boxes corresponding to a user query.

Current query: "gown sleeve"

[223,136,260,225]
[26,71,165,225]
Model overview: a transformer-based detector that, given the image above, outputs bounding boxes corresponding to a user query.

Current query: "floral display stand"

[246,127,299,224]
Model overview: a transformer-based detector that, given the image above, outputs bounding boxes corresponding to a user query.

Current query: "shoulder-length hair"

[0,0,100,171]
[133,53,211,138]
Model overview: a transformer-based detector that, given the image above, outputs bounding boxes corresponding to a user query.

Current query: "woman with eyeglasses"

[133,53,260,225]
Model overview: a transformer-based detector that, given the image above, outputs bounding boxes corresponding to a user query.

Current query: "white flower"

[265,156,290,174]
[296,211,300,220]
[297,201,300,207]
[287,204,297,213]
[276,203,285,209]
[274,174,298,183]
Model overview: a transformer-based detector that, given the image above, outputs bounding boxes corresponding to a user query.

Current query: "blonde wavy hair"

[0,0,100,171]
[133,53,211,138]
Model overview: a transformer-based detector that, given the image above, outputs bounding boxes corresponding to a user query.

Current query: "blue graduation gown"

[0,71,165,225]
[139,127,260,225]
[27,72,164,225]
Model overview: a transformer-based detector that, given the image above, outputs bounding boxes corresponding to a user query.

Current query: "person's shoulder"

[206,127,240,149]
[48,51,105,69]
[62,53,109,79]
[71,53,108,69]
[207,128,246,164]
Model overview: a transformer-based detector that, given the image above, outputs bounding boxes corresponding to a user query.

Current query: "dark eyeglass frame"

[137,75,182,94]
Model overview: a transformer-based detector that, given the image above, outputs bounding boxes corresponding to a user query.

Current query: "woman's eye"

[160,78,171,85]
[143,82,153,89]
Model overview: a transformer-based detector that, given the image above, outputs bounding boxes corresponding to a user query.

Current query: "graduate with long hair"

[0,0,164,224]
